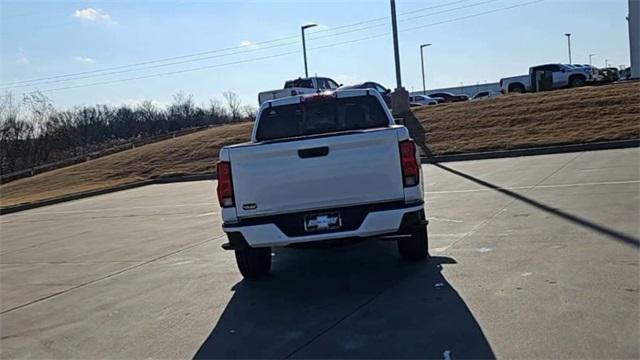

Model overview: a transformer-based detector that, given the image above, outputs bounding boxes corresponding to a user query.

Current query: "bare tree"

[208,98,228,122]
[223,91,242,121]
[22,91,55,164]
[0,92,25,173]
[0,89,254,177]
[241,104,257,122]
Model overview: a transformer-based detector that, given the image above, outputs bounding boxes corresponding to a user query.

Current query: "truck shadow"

[433,163,640,248]
[193,241,494,359]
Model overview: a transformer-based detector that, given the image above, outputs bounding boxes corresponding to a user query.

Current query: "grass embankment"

[412,81,639,154]
[1,82,638,208]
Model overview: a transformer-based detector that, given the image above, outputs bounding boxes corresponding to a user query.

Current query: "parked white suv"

[217,89,428,278]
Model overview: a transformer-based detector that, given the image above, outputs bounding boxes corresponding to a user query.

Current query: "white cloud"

[73,56,95,63]
[239,40,255,47]
[16,55,30,65]
[73,8,114,23]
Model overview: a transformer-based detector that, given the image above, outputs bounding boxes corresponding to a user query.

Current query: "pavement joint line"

[426,180,640,195]
[3,202,218,217]
[0,234,225,315]
[0,260,145,265]
[0,212,205,225]
[0,230,95,257]
[433,152,584,253]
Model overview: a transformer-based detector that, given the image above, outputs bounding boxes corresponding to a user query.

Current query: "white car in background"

[409,94,438,106]
[471,90,500,100]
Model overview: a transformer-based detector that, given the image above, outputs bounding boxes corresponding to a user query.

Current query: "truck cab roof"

[260,88,385,110]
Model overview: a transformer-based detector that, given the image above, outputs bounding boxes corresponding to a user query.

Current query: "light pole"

[420,43,431,95]
[565,33,572,64]
[389,0,409,115]
[605,58,610,68]
[390,0,402,89]
[629,0,639,79]
[301,23,317,78]
[589,53,596,65]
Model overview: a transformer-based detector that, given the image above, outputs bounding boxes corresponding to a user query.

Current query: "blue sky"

[0,0,632,109]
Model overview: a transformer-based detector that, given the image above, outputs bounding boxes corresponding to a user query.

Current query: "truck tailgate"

[230,128,404,218]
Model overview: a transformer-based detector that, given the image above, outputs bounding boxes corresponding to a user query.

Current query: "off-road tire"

[398,226,430,261]
[235,246,271,279]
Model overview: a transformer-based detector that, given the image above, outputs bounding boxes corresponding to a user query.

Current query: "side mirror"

[384,89,391,95]
[394,117,405,125]
[561,69,566,73]
[339,83,343,87]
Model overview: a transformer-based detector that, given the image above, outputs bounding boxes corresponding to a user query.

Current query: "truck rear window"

[255,96,389,142]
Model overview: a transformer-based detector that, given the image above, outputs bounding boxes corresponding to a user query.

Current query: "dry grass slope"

[1,82,638,208]
[0,122,253,207]
[412,81,640,154]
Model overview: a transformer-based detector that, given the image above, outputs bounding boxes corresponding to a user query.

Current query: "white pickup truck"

[499,63,599,93]
[217,89,428,278]
[257,77,340,105]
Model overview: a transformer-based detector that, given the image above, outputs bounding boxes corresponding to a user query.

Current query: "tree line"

[0,91,256,175]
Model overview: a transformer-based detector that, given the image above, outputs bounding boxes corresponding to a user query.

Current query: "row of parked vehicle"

[499,63,630,93]
[257,62,629,108]
[257,76,488,110]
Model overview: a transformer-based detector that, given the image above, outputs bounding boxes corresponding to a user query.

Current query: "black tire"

[397,226,429,261]
[234,246,271,279]
[569,76,586,87]
[509,84,525,93]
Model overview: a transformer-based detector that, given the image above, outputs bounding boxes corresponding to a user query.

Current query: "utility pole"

[629,0,640,78]
[420,43,431,95]
[301,23,317,78]
[565,33,572,64]
[589,53,596,65]
[390,0,409,115]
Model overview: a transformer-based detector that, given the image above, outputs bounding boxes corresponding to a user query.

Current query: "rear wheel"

[509,84,525,93]
[234,246,271,279]
[397,226,429,260]
[569,76,586,87]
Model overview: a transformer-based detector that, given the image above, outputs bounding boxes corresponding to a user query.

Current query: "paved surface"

[1,148,638,359]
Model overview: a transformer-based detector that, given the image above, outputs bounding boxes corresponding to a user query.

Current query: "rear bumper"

[222,201,425,248]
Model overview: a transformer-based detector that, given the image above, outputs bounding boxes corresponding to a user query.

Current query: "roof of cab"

[260,88,379,110]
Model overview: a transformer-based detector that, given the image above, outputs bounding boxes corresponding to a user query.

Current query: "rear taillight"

[216,161,234,207]
[399,140,419,187]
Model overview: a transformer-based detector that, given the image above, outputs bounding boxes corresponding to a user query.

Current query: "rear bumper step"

[221,202,426,249]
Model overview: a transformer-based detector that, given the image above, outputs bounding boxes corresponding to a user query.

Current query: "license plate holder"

[304,212,342,232]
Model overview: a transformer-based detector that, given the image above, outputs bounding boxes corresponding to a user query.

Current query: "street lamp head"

[301,23,318,30]
[565,33,571,37]
[421,43,432,48]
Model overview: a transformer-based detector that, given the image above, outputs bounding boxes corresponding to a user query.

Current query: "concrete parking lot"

[1,148,638,359]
